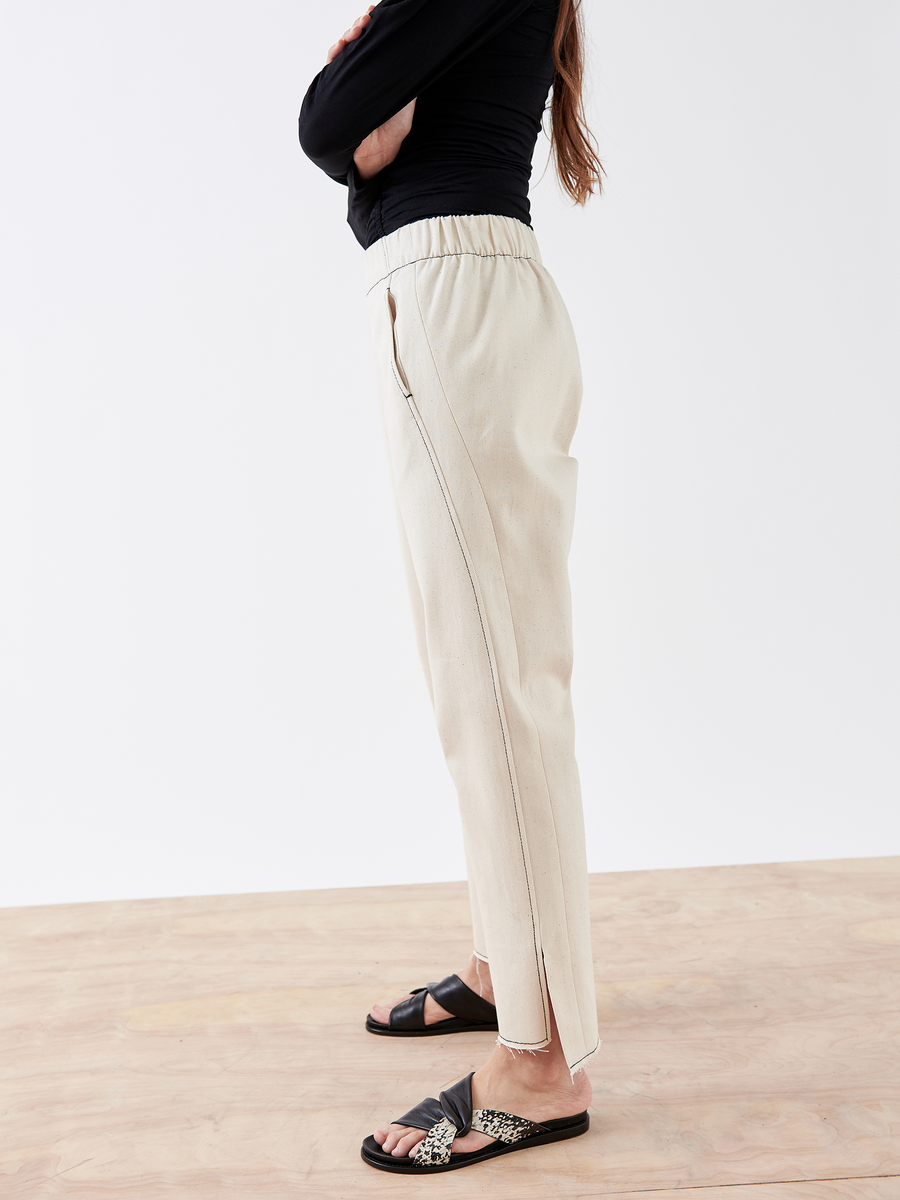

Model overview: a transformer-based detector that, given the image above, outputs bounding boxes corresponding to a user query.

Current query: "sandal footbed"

[360,1112,589,1174]
[365,1013,499,1037]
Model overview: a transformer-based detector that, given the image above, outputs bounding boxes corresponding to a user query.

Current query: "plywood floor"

[1,858,898,1199]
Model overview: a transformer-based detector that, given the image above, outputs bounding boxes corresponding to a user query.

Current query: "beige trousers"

[364,214,599,1073]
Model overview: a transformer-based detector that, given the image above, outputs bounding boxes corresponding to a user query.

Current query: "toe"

[369,993,413,1024]
[393,1128,426,1158]
[378,1123,425,1157]
[381,1123,408,1154]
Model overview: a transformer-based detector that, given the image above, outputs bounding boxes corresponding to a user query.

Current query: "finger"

[326,13,371,63]
[343,18,368,42]
[325,38,346,64]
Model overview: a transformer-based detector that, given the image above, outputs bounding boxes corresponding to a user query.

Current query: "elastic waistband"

[364,214,542,292]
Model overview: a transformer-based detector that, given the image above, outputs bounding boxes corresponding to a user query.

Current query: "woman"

[299,0,603,1174]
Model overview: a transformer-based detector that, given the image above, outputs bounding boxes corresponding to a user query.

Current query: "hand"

[353,98,417,180]
[326,6,375,65]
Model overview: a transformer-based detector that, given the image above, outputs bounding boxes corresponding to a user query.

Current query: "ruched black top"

[298,0,559,248]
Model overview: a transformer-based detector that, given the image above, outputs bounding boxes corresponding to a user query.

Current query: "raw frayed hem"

[493,1034,603,1083]
[473,949,490,963]
[495,1034,551,1055]
[567,1037,603,1082]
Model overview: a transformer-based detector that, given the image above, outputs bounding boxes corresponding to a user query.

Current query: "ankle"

[484,1042,574,1088]
[473,1047,592,1123]
[459,954,494,1004]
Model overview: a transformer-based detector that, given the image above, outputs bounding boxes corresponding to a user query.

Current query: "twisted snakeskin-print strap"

[413,1108,543,1167]
[472,1108,543,1144]
[413,1117,458,1166]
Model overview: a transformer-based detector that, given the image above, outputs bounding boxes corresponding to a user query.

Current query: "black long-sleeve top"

[298,0,559,249]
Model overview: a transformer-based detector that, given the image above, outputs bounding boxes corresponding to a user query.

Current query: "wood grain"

[598,1181,900,1200]
[1,857,897,1198]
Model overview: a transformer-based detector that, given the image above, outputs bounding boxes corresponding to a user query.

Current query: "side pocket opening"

[385,288,411,397]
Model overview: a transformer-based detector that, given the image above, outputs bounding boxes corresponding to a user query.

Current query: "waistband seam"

[366,249,538,296]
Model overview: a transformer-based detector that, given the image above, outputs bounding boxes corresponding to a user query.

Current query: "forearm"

[298,0,428,180]
[298,0,534,182]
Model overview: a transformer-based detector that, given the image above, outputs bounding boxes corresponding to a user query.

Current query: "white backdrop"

[1,1,897,908]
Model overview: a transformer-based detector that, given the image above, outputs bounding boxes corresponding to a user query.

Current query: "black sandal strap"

[387,987,428,1031]
[426,974,497,1024]
[385,975,495,1033]
[395,1071,475,1135]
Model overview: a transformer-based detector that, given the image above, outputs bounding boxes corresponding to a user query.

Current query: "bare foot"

[372,1005,591,1158]
[368,954,494,1028]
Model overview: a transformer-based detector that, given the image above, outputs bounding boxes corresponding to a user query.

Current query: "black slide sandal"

[364,973,498,1036]
[360,1072,589,1173]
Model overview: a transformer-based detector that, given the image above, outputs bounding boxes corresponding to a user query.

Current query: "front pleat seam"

[412,265,580,1051]
[410,259,584,1048]
[400,389,549,1046]
[404,267,549,1044]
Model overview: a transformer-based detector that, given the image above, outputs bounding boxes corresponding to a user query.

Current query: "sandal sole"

[360,1112,589,1173]
[365,1014,499,1037]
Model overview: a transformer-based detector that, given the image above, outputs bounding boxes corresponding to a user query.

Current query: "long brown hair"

[550,0,603,204]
